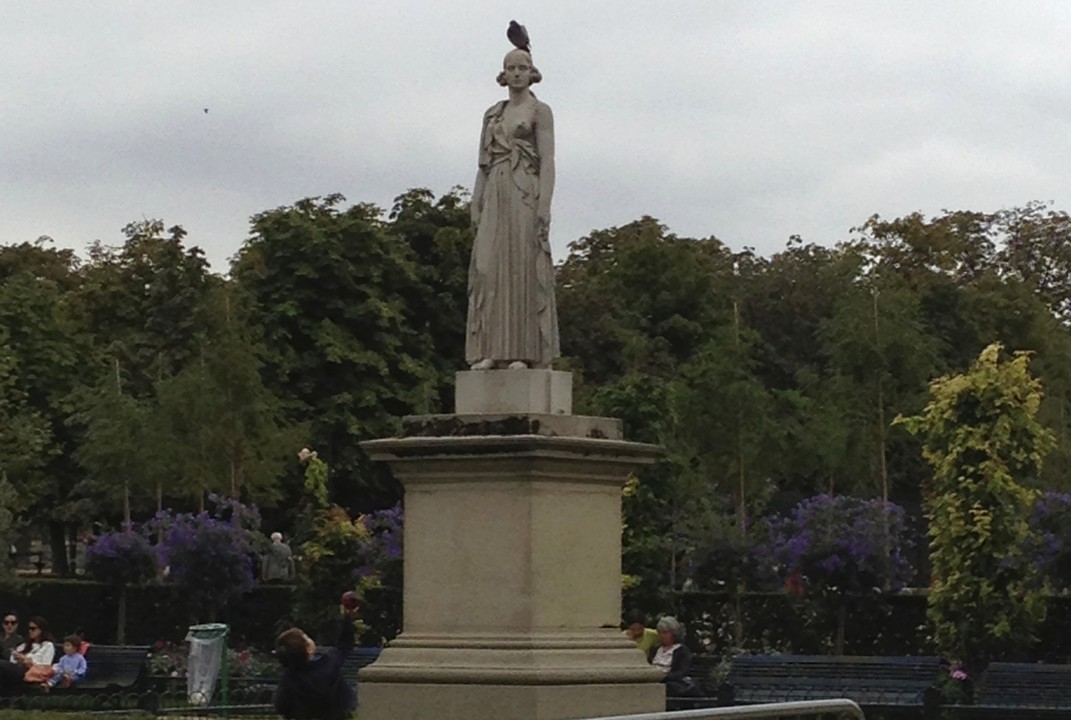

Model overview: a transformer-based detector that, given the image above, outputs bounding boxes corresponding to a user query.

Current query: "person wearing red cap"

[272,593,360,719]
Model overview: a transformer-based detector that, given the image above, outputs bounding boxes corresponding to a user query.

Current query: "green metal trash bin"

[186,623,230,707]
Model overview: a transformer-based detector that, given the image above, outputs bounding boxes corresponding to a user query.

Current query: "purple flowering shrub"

[148,494,262,620]
[85,527,158,586]
[1025,492,1071,592]
[353,504,403,645]
[762,495,915,595]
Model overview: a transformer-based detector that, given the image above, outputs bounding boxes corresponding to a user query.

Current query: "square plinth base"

[357,681,665,720]
[456,369,572,415]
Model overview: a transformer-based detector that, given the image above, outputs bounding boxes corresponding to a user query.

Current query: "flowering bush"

[762,494,915,595]
[85,527,159,586]
[296,503,403,645]
[148,495,262,620]
[936,663,972,704]
[295,506,369,636]
[149,640,274,678]
[1025,492,1071,592]
[353,504,403,644]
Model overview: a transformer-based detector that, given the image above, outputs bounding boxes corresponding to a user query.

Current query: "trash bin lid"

[187,623,229,638]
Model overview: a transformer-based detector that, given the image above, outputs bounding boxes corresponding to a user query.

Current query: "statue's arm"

[472,167,487,227]
[535,102,555,230]
[472,112,492,227]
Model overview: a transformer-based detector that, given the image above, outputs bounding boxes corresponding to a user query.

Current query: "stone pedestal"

[456,369,573,415]
[357,370,664,720]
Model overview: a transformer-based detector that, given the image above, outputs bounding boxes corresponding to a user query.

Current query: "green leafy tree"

[232,194,439,510]
[387,188,473,411]
[75,221,216,398]
[819,283,939,501]
[70,360,159,525]
[0,474,18,589]
[898,343,1053,670]
[0,245,87,573]
[0,330,50,487]
[153,285,305,507]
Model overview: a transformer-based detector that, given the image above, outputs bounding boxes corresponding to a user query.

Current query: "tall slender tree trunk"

[47,521,70,576]
[835,601,847,655]
[873,290,889,503]
[116,586,127,644]
[733,300,747,533]
[872,290,892,585]
[115,357,132,526]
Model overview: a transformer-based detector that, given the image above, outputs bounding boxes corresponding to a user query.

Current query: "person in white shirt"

[0,616,55,694]
[646,616,702,698]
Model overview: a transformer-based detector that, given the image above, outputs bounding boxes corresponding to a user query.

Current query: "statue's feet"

[508,361,528,370]
[470,358,495,371]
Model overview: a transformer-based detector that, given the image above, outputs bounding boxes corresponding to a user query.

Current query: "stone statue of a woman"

[466,36,560,370]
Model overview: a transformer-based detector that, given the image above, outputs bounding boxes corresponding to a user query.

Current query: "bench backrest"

[80,645,150,689]
[975,663,1071,708]
[724,654,942,706]
[313,646,382,686]
[342,647,381,679]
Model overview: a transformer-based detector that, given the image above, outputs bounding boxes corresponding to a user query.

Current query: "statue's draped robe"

[466,100,560,367]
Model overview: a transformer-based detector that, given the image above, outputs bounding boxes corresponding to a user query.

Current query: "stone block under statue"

[456,368,573,415]
[356,370,665,720]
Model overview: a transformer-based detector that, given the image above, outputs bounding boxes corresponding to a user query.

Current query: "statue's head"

[497,48,541,88]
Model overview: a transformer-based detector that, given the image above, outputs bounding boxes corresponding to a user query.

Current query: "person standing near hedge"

[1,612,21,657]
[263,532,296,582]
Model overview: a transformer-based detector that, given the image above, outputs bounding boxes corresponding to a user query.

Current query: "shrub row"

[0,579,294,648]
[665,591,1071,662]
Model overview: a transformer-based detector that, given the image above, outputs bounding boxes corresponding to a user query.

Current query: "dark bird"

[203,108,208,114]
[507,20,530,52]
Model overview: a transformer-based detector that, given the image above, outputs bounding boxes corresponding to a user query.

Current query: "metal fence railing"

[577,699,866,720]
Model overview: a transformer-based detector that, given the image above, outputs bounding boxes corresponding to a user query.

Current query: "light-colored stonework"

[466,34,559,371]
[358,400,665,719]
[356,23,664,720]
[456,368,572,415]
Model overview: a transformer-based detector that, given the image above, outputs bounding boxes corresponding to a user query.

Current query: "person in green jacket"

[623,610,659,654]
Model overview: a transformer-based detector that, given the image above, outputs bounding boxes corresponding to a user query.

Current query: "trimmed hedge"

[0,579,294,648]
[667,591,1071,662]
[0,714,151,720]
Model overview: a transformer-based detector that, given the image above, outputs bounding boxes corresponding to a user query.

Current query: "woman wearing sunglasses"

[0,616,54,693]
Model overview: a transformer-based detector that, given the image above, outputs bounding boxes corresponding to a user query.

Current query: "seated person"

[1,612,22,658]
[0,617,56,693]
[44,635,87,690]
[647,616,702,698]
[273,593,359,719]
[623,609,659,654]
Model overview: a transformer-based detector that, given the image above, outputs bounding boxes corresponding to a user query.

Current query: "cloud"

[3,1,1071,271]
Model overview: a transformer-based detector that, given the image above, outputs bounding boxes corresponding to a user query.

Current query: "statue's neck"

[508,87,533,104]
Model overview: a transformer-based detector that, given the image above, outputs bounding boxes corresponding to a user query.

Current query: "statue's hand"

[471,201,482,229]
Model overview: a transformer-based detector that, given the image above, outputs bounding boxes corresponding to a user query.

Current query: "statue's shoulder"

[534,99,554,123]
[483,100,507,120]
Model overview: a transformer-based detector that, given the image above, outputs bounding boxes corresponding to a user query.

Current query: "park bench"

[666,653,723,710]
[957,662,1071,718]
[75,644,151,692]
[719,654,942,717]
[314,645,381,683]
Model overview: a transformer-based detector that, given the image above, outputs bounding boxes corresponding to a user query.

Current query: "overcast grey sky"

[3,1,1071,272]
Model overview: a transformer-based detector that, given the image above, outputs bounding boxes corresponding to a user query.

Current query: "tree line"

[3,190,1071,588]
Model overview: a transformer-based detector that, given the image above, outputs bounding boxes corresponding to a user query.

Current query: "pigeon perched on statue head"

[507,20,530,52]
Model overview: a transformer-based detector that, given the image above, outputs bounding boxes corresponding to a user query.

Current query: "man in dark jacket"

[273,598,358,720]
